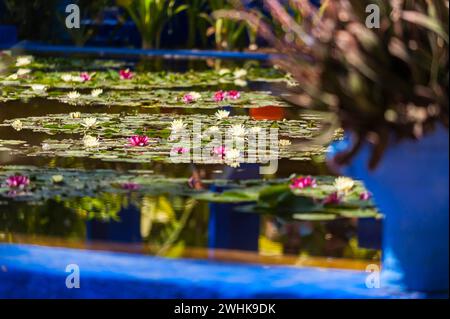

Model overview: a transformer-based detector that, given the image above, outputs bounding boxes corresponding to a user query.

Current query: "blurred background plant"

[217,0,449,169]
[116,0,187,49]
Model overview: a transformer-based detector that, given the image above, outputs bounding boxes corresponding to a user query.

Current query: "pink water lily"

[213,90,226,102]
[172,146,189,154]
[182,93,197,103]
[359,191,372,201]
[79,72,92,82]
[128,135,149,147]
[211,145,227,158]
[6,175,30,189]
[323,192,342,205]
[119,69,133,80]
[226,90,240,100]
[121,182,140,191]
[290,176,317,190]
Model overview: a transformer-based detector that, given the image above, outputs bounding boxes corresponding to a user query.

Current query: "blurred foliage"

[117,0,187,48]
[219,0,449,169]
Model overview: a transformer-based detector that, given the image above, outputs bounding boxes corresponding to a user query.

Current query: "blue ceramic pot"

[328,125,449,292]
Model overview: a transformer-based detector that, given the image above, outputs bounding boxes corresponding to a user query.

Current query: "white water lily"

[234,79,248,87]
[31,84,47,93]
[11,119,23,131]
[16,68,31,76]
[215,110,230,120]
[51,175,64,183]
[81,117,97,129]
[279,139,292,146]
[61,74,73,82]
[225,148,240,160]
[229,124,246,137]
[83,135,100,148]
[170,119,187,133]
[15,56,33,67]
[69,112,81,119]
[6,73,18,80]
[334,177,355,194]
[72,76,84,82]
[233,69,247,78]
[67,91,81,99]
[218,68,231,76]
[91,88,103,97]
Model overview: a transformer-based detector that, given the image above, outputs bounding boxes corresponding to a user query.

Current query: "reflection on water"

[0,190,381,266]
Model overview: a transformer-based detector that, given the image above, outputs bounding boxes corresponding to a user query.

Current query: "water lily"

[31,84,47,93]
[122,182,140,190]
[211,145,227,158]
[360,191,372,201]
[227,90,240,100]
[323,192,342,205]
[279,139,291,146]
[15,56,32,67]
[79,72,92,82]
[83,135,99,148]
[172,146,189,154]
[234,79,248,87]
[16,68,31,76]
[215,110,230,120]
[230,124,246,137]
[213,90,226,102]
[170,119,187,133]
[6,73,18,80]
[69,112,81,119]
[128,135,149,147]
[225,148,240,161]
[51,175,64,184]
[233,69,247,78]
[119,69,133,80]
[91,88,103,97]
[11,119,23,131]
[182,92,201,103]
[218,68,231,76]
[225,148,241,167]
[334,177,355,194]
[67,91,81,99]
[6,175,30,189]
[290,176,317,190]
[81,117,97,129]
[61,74,73,82]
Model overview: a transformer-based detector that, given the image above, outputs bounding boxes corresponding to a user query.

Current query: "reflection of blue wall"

[86,205,141,243]
[208,163,261,252]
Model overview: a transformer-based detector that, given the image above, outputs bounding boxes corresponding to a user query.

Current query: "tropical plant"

[117,0,187,49]
[207,0,257,50]
[184,0,210,48]
[218,0,449,169]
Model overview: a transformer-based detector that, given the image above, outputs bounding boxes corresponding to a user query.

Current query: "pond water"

[0,55,381,269]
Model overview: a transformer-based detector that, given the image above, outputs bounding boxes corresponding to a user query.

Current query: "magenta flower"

[79,72,92,82]
[121,182,140,191]
[290,176,317,190]
[323,192,342,205]
[119,69,133,80]
[213,90,226,102]
[172,146,189,154]
[182,94,195,103]
[6,175,30,189]
[211,145,227,158]
[128,135,149,147]
[359,191,372,201]
[226,90,240,100]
